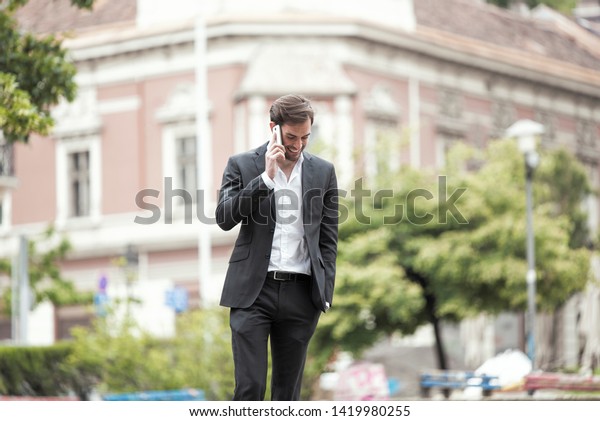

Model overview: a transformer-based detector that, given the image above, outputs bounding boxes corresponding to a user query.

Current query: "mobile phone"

[273,125,282,145]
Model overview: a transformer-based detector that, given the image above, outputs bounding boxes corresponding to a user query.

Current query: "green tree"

[409,142,591,370]
[0,0,94,142]
[485,0,578,15]
[310,139,592,376]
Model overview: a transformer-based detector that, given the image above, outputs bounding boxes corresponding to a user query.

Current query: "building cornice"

[65,16,600,99]
[414,26,600,96]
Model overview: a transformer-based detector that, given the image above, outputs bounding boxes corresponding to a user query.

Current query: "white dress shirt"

[261,154,311,275]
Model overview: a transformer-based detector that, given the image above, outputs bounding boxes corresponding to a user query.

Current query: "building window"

[363,85,402,181]
[0,140,14,178]
[436,132,455,169]
[68,151,90,217]
[55,136,101,226]
[156,83,213,213]
[0,189,13,233]
[364,121,402,181]
[576,119,597,151]
[175,135,197,197]
[160,122,198,208]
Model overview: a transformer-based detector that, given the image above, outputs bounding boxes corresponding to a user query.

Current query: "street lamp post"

[506,119,544,371]
[123,244,139,316]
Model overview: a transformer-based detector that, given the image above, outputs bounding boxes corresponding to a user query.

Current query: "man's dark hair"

[269,94,314,126]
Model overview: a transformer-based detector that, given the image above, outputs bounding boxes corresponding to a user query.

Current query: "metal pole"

[11,252,18,342]
[124,244,138,319]
[18,235,29,344]
[195,12,212,307]
[525,161,536,370]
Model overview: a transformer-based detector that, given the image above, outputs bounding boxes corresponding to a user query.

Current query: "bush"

[0,307,334,400]
[0,343,83,397]
[67,307,235,400]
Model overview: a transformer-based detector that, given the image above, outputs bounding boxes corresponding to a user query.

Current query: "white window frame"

[0,191,11,235]
[0,133,14,234]
[56,136,101,228]
[364,119,402,180]
[161,122,198,220]
[162,122,197,192]
[436,131,463,169]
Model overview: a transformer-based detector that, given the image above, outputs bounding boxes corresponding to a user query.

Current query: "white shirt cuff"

[261,171,275,190]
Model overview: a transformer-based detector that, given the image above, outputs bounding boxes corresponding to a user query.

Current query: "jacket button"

[265,254,270,259]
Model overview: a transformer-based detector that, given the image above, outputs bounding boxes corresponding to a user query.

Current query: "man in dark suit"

[216,94,338,400]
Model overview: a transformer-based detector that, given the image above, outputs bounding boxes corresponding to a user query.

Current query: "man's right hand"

[265,129,285,180]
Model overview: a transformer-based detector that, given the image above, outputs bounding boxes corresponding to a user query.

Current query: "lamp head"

[505,119,545,154]
[125,244,138,266]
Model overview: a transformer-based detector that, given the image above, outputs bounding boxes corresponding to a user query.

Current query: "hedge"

[0,342,95,399]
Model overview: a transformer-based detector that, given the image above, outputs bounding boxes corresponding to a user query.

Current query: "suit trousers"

[229,275,321,400]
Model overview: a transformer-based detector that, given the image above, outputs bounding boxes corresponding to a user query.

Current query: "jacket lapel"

[302,152,315,226]
[254,142,276,222]
[254,142,268,176]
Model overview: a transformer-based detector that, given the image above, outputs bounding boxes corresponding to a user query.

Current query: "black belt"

[267,271,311,283]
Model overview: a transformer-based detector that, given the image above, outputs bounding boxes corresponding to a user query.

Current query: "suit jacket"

[216,142,338,312]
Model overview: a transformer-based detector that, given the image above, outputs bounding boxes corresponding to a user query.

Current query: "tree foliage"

[0,0,94,142]
[411,141,591,317]
[67,307,235,400]
[0,342,78,397]
[310,139,592,371]
[0,307,235,400]
[485,0,578,15]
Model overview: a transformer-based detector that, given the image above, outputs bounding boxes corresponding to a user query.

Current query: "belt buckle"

[273,271,287,281]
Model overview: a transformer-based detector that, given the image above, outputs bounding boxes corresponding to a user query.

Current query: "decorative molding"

[491,99,516,138]
[438,87,463,120]
[363,84,401,121]
[156,83,197,124]
[98,96,140,115]
[237,42,356,98]
[156,83,213,126]
[436,87,467,137]
[51,88,102,139]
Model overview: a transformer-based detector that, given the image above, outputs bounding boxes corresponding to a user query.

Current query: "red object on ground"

[525,373,600,392]
[0,396,79,400]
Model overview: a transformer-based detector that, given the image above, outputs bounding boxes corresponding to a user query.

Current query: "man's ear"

[269,121,276,131]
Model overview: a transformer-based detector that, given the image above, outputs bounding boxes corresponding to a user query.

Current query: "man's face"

[280,120,311,162]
